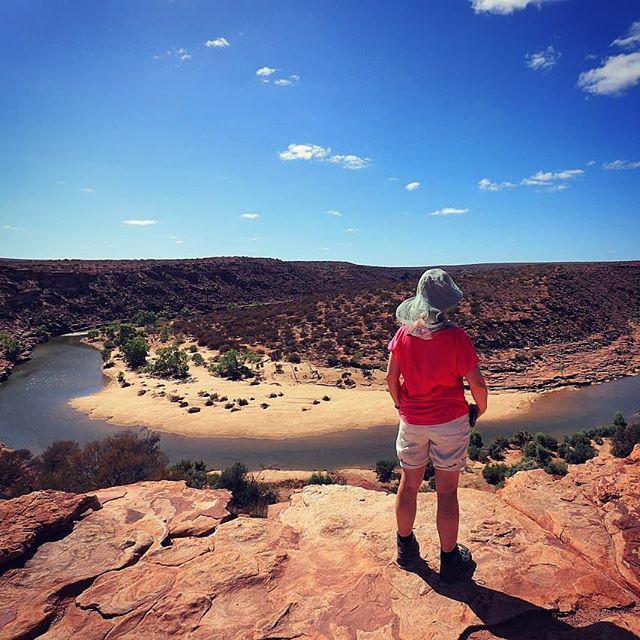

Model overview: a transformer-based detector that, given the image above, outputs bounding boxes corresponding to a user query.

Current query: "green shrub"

[308,471,334,485]
[122,336,149,369]
[148,345,190,378]
[611,411,640,458]
[556,430,598,464]
[35,431,168,492]
[375,460,397,483]
[210,462,277,515]
[545,460,568,476]
[287,353,301,364]
[167,459,210,488]
[535,432,558,451]
[522,441,538,458]
[209,349,256,380]
[534,445,552,466]
[469,429,483,448]
[487,436,508,461]
[0,332,21,362]
[191,353,205,366]
[116,323,138,347]
[505,457,540,478]
[468,444,482,461]
[510,430,533,447]
[482,463,509,485]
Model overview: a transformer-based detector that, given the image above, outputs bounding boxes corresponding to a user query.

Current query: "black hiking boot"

[396,531,421,568]
[439,543,473,583]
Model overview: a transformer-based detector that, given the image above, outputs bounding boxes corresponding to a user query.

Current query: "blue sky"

[1,0,639,266]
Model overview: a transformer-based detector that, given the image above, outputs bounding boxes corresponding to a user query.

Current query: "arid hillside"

[2,258,640,389]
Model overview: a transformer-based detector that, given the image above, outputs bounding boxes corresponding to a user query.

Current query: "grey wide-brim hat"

[395,268,463,327]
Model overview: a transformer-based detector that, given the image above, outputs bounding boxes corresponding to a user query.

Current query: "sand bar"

[69,340,538,440]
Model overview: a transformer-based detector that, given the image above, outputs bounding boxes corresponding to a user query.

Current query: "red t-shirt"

[387,324,480,426]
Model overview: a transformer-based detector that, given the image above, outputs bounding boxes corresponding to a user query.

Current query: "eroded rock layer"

[0,448,639,639]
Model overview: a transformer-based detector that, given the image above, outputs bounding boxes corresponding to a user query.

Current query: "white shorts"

[395,412,471,472]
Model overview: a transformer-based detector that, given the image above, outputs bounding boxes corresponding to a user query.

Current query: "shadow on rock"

[406,559,639,640]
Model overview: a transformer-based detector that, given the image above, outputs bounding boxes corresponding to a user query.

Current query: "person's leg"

[395,464,427,536]
[434,468,461,552]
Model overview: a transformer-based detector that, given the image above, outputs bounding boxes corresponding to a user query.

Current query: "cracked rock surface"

[0,449,639,640]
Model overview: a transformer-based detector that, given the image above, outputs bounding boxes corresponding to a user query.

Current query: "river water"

[0,336,638,470]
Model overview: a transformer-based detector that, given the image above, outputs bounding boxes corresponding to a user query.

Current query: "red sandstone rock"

[0,456,638,640]
[0,490,100,567]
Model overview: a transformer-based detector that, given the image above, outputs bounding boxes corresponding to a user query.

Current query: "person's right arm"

[465,365,488,417]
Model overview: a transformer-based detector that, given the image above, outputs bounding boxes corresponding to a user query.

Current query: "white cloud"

[81,187,94,193]
[2,224,27,231]
[388,177,399,181]
[578,23,640,97]
[122,219,157,226]
[154,47,191,62]
[429,207,469,217]
[325,210,343,217]
[279,143,330,161]
[578,52,640,96]
[256,67,276,77]
[250,236,260,241]
[603,159,640,170]
[274,75,300,87]
[205,37,229,48]
[175,240,184,244]
[404,181,420,191]
[470,0,558,15]
[526,45,561,71]
[611,21,640,49]
[480,169,582,192]
[279,143,371,170]
[586,160,597,167]
[345,227,357,233]
[521,169,583,185]
[327,153,371,170]
[478,178,516,191]
[240,212,259,219]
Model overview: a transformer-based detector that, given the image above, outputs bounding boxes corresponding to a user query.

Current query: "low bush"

[482,463,509,485]
[375,459,397,483]
[307,471,334,485]
[148,345,189,378]
[122,336,149,369]
[545,460,568,476]
[611,412,640,458]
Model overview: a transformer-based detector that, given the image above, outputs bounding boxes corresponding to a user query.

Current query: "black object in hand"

[469,403,479,428]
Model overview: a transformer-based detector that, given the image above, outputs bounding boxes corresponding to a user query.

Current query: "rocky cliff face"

[1,447,638,639]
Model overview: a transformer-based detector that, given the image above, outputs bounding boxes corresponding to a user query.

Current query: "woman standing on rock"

[386,268,488,582]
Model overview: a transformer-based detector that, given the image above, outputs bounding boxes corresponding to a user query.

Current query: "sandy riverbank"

[69,339,538,440]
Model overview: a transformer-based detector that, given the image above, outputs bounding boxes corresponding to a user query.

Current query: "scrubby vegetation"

[0,331,21,362]
[0,435,278,517]
[208,349,261,380]
[476,412,638,487]
[147,344,190,378]
[307,471,335,485]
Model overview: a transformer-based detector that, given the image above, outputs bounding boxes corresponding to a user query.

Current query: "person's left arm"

[385,352,402,409]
